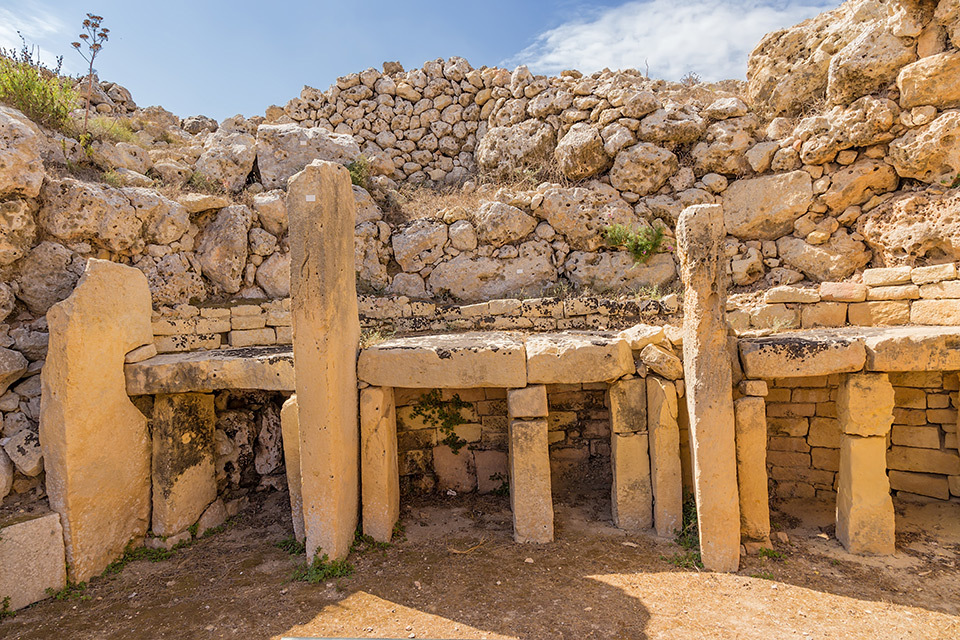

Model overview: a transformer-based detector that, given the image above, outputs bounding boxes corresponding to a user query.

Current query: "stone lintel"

[739,334,866,379]
[124,346,294,395]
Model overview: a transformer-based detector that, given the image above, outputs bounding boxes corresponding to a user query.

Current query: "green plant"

[45,581,90,601]
[759,547,786,562]
[102,169,123,187]
[84,115,140,145]
[604,224,667,264]
[0,33,77,131]
[275,537,306,555]
[674,494,700,551]
[0,596,14,620]
[661,550,703,569]
[101,542,179,576]
[187,523,199,537]
[490,472,510,497]
[410,389,470,454]
[391,520,406,542]
[292,552,354,583]
[942,172,960,189]
[186,171,224,193]
[751,571,775,581]
[350,528,391,555]
[71,13,109,137]
[347,156,369,189]
[360,327,394,349]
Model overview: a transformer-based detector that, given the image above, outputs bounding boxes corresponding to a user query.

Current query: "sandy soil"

[4,489,959,640]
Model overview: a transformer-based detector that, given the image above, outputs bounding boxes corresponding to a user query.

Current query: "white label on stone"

[517,269,524,274]
[300,140,307,146]
[305,195,316,202]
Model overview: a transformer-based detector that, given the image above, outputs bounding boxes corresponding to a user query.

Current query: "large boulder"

[475,120,556,179]
[355,222,388,291]
[897,51,960,110]
[0,198,37,266]
[826,27,916,105]
[888,110,960,183]
[555,123,611,181]
[821,159,899,213]
[857,189,960,264]
[937,0,960,47]
[0,106,44,199]
[256,124,360,190]
[722,171,813,239]
[392,219,448,272]
[538,185,637,251]
[565,251,677,292]
[122,187,189,245]
[195,124,256,192]
[609,143,678,196]
[252,190,288,236]
[255,251,291,298]
[15,241,81,314]
[197,205,252,293]
[777,230,871,281]
[474,201,537,247]
[636,106,706,144]
[692,116,758,175]
[134,252,206,307]
[39,178,140,252]
[427,241,556,301]
[796,96,899,164]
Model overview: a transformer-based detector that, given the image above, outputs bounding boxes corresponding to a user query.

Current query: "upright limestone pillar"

[360,386,399,543]
[608,378,652,531]
[836,373,896,555]
[734,396,770,547]
[676,204,741,572]
[647,376,683,538]
[41,259,154,581]
[507,386,554,543]
[288,160,361,560]
[280,395,305,543]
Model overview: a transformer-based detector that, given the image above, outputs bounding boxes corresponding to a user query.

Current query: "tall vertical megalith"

[287,160,361,560]
[41,259,154,581]
[647,376,683,538]
[280,395,305,543]
[676,203,741,572]
[360,386,399,543]
[734,396,770,546]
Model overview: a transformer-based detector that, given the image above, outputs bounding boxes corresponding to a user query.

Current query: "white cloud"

[507,0,835,81]
[0,3,73,72]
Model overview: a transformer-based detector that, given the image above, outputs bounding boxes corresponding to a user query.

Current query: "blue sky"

[0,1,835,121]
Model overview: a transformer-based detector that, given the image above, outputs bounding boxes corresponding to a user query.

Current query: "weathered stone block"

[151,393,217,537]
[888,470,950,500]
[863,266,912,287]
[611,432,653,531]
[734,397,769,544]
[801,302,848,328]
[41,259,153,582]
[525,332,633,384]
[739,334,866,379]
[608,378,647,434]
[887,446,960,475]
[838,373,894,437]
[125,347,295,395]
[508,419,554,543]
[360,386,398,543]
[847,301,910,326]
[639,343,683,380]
[819,282,867,302]
[911,299,960,325]
[475,450,509,494]
[0,513,66,610]
[507,385,548,419]
[647,376,682,538]
[837,435,895,555]
[865,327,960,372]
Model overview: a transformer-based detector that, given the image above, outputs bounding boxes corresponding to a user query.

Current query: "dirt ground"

[4,488,959,640]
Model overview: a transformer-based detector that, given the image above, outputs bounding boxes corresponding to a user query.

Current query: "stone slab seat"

[358,331,527,388]
[124,345,294,395]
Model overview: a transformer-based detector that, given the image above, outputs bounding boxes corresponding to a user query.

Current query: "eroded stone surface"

[525,332,633,384]
[280,395,304,543]
[739,334,866,379]
[0,512,66,610]
[735,397,770,544]
[360,386,399,543]
[647,376,682,538]
[125,346,294,395]
[508,419,554,543]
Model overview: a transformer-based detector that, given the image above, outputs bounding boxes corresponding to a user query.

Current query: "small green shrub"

[83,115,140,145]
[661,550,703,569]
[751,571,775,581]
[674,494,700,551]
[275,537,306,555]
[490,472,510,496]
[102,169,124,188]
[186,171,224,194]
[410,389,470,454]
[758,547,786,562]
[0,34,78,132]
[347,156,369,188]
[292,552,354,583]
[604,224,667,264]
[101,541,178,576]
[0,596,14,620]
[45,581,90,602]
[350,528,392,555]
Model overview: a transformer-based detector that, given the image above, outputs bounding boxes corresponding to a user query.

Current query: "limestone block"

[507,385,548,419]
[41,259,153,582]
[647,377,682,539]
[0,347,27,396]
[360,386,399,543]
[2,429,42,476]
[801,302,848,328]
[125,346,295,395]
[525,332,633,384]
[912,264,957,285]
[864,327,960,372]
[359,332,526,388]
[838,373,894,437]
[433,444,476,492]
[676,204,740,572]
[607,378,647,434]
[819,282,867,302]
[151,393,217,537]
[618,323,665,350]
[887,446,960,475]
[739,334,866,379]
[475,450,509,494]
[0,513,66,610]
[911,299,960,325]
[288,160,360,561]
[508,419,554,543]
[256,123,360,189]
[836,435,895,555]
[863,266,912,287]
[722,171,812,239]
[639,343,683,380]
[196,498,227,535]
[611,432,653,531]
[888,470,950,500]
[734,397,770,544]
[280,395,304,543]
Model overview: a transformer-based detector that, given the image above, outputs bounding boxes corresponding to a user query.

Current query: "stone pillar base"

[508,419,554,543]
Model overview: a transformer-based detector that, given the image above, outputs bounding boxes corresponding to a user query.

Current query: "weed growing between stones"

[661,494,703,569]
[490,472,510,496]
[0,33,77,132]
[759,547,786,562]
[45,582,90,602]
[102,543,178,575]
[0,596,14,620]
[347,156,369,189]
[292,553,354,584]
[360,327,394,348]
[410,389,469,454]
[71,13,109,138]
[275,537,306,555]
[604,224,667,264]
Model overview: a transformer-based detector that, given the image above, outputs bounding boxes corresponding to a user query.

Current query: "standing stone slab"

[507,385,548,419]
[508,419,554,543]
[361,386,399,543]
[611,432,653,531]
[647,376,682,538]
[608,378,647,434]
[836,373,895,555]
[151,393,217,537]
[676,204,741,572]
[288,160,360,560]
[734,396,770,545]
[280,395,304,543]
[40,259,153,581]
[0,512,66,610]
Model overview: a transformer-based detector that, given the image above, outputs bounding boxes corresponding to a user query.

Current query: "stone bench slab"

[739,331,866,379]
[862,326,960,372]
[125,346,294,395]
[358,332,526,388]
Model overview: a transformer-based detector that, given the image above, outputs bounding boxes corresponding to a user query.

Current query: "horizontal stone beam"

[863,326,960,372]
[525,332,634,384]
[124,346,294,395]
[739,334,866,379]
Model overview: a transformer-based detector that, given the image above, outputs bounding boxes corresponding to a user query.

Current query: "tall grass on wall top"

[0,34,78,132]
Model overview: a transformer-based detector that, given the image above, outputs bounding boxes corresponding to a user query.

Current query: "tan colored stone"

[819,282,867,302]
[525,332,633,384]
[611,432,653,531]
[618,323,665,350]
[196,498,227,535]
[151,394,217,537]
[739,334,865,379]
[888,470,950,500]
[912,263,957,285]
[866,285,919,301]
[739,380,768,397]
[863,266,912,286]
[764,286,820,304]
[125,347,295,395]
[911,299,960,325]
[0,513,66,610]
[887,446,960,475]
[508,419,554,543]
[838,373,894,438]
[722,171,813,240]
[507,385,548,419]
[476,450,509,494]
[897,51,960,110]
[433,444,476,493]
[647,377,682,539]
[847,301,910,326]
[360,386,399,543]
[280,395,304,543]
[359,332,526,388]
[676,204,740,572]
[836,435,895,555]
[41,259,153,581]
[288,160,360,561]
[864,326,960,371]
[639,343,683,380]
[608,378,647,434]
[919,281,960,299]
[735,397,770,544]
[801,302,848,328]
[891,425,940,449]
